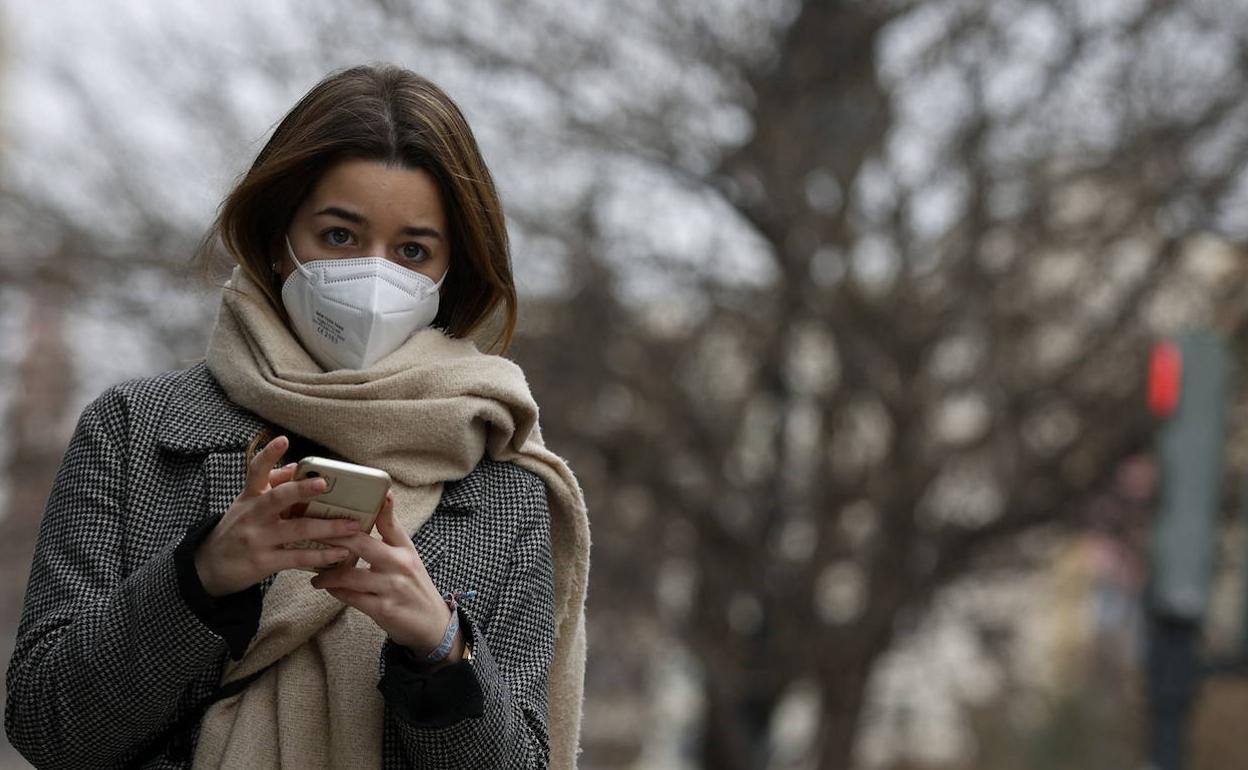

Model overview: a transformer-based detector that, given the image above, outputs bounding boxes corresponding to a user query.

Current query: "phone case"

[285,456,392,572]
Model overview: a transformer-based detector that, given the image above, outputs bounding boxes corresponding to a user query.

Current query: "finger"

[270,545,352,572]
[245,436,288,496]
[262,476,328,516]
[374,492,411,550]
[267,462,298,488]
[314,553,362,581]
[316,532,391,566]
[278,499,312,520]
[266,516,360,547]
[311,566,390,594]
[324,586,385,616]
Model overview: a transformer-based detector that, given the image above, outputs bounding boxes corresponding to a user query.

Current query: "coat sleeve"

[4,389,241,769]
[382,472,555,769]
[173,510,264,660]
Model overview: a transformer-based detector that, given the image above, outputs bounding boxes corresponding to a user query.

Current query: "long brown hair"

[194,63,516,353]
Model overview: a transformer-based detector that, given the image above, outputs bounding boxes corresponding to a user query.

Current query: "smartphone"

[284,456,391,572]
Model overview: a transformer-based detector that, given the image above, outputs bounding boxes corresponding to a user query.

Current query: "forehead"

[305,158,445,225]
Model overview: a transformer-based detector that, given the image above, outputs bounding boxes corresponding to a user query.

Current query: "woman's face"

[278,158,451,287]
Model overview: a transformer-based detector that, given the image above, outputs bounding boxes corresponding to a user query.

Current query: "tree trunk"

[814,654,874,770]
[701,655,788,770]
[1,279,73,640]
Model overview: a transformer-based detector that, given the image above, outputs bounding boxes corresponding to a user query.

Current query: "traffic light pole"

[1146,330,1233,770]
[1146,615,1200,770]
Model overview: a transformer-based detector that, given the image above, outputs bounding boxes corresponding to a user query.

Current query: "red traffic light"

[1149,341,1182,419]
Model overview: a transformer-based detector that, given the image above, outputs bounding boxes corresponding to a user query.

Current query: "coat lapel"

[155,362,269,521]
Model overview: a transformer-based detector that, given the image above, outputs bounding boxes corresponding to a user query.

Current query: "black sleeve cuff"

[173,512,263,661]
[377,607,485,728]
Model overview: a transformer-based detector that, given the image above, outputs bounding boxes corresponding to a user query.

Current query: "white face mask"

[280,235,448,370]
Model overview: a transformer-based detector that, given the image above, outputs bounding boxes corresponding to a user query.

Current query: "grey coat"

[4,361,554,769]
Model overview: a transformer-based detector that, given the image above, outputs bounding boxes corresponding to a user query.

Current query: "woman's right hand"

[193,435,363,597]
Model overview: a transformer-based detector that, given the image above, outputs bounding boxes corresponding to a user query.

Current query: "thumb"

[375,490,409,547]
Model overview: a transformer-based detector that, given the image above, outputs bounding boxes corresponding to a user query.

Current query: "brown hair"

[194,63,516,353]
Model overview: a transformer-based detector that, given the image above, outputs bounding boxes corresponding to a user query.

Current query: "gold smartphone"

[285,456,391,572]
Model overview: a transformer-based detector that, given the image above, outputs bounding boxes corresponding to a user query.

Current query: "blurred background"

[3,0,1248,768]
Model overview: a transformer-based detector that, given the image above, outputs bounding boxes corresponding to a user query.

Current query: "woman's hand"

[308,491,463,665]
[193,435,363,597]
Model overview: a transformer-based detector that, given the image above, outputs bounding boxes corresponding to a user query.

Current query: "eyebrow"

[314,206,444,240]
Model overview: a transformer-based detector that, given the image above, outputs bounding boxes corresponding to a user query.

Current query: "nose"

[361,238,391,259]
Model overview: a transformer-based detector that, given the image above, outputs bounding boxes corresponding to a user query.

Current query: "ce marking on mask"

[313,310,346,344]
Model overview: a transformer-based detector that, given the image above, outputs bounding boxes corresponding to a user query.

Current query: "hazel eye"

[400,243,428,261]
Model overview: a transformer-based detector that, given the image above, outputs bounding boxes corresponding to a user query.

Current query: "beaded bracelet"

[423,590,477,664]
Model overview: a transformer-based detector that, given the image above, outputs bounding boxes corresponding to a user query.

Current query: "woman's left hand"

[309,491,458,659]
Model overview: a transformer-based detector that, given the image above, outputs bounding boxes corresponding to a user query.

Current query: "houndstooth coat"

[4,361,555,769]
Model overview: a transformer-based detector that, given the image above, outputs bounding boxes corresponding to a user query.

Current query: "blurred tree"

[494,1,1248,767]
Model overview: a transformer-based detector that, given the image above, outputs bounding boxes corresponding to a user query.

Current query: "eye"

[321,227,355,248]
[399,243,428,262]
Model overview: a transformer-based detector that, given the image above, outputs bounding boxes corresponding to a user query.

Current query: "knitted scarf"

[193,266,589,769]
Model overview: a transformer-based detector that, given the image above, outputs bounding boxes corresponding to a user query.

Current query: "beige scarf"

[193,267,590,769]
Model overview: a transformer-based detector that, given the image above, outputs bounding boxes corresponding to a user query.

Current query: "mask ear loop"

[428,265,450,294]
[284,235,314,280]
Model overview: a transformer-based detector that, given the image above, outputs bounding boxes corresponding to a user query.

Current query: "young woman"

[4,63,590,770]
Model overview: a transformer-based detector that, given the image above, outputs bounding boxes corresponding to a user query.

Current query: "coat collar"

[156,361,271,454]
[155,361,486,513]
[437,466,485,514]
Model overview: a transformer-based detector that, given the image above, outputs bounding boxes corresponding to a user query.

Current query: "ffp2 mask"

[279,235,448,370]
